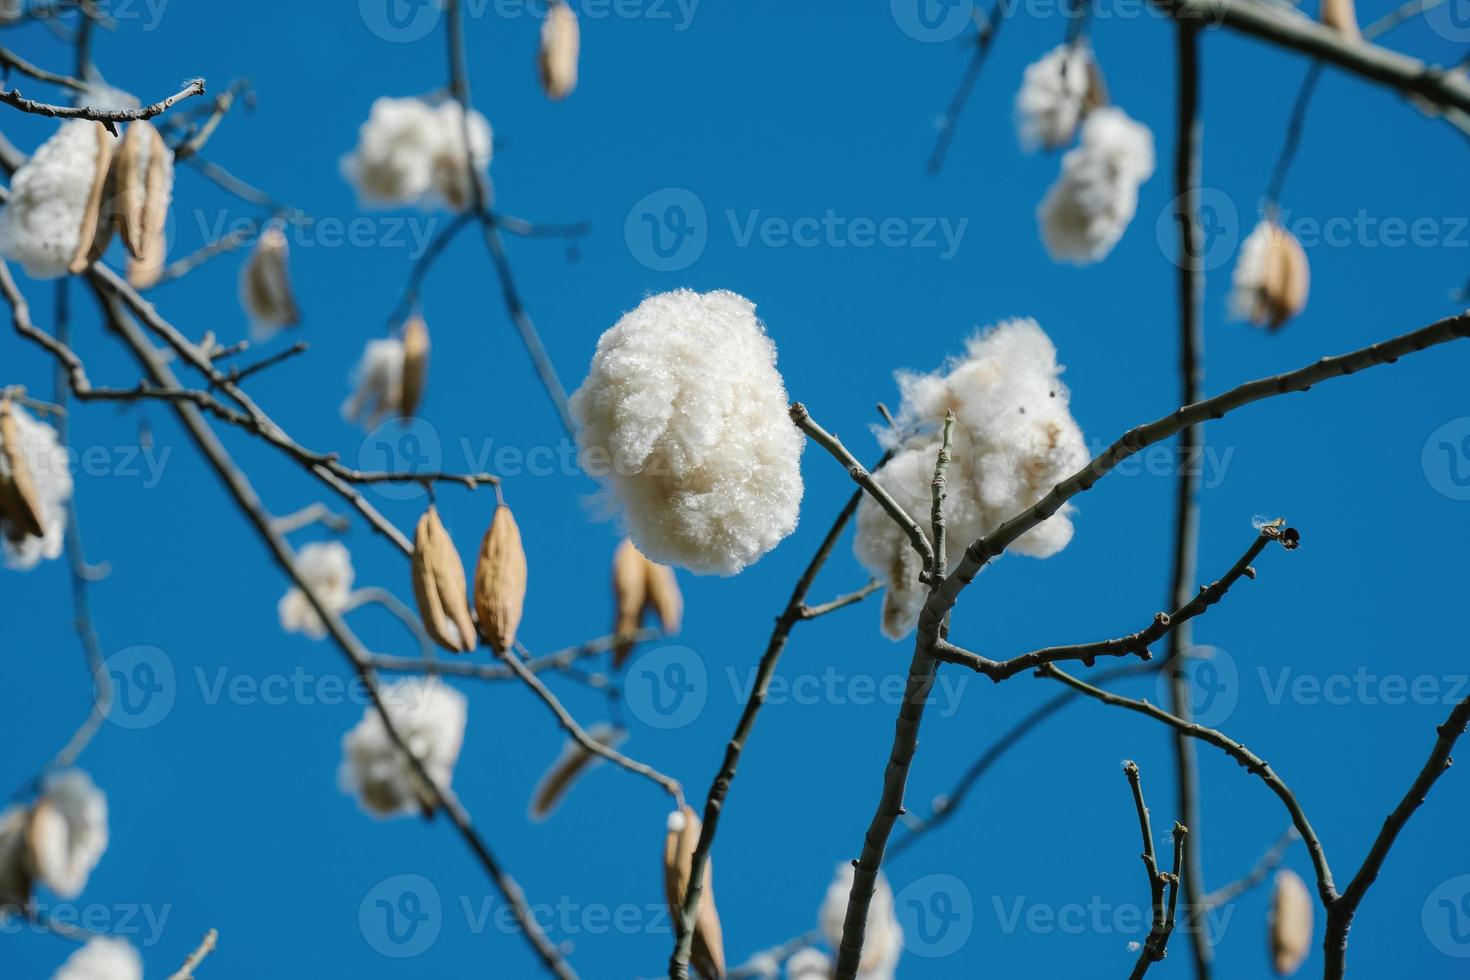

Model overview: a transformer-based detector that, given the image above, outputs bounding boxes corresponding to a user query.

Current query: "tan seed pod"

[1320,0,1362,40]
[241,226,300,330]
[645,559,683,637]
[612,537,650,667]
[1082,57,1110,115]
[474,504,527,654]
[413,505,478,653]
[126,224,167,289]
[0,399,45,540]
[114,121,171,261]
[67,123,117,274]
[537,2,580,101]
[662,807,725,980]
[528,723,627,821]
[1268,869,1314,976]
[1257,222,1310,331]
[400,316,430,419]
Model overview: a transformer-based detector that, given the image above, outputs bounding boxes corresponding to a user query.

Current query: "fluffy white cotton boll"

[341,97,492,211]
[51,937,142,980]
[277,541,355,639]
[29,770,108,899]
[0,121,104,278]
[338,677,468,817]
[1038,106,1154,264]
[785,947,833,979]
[570,289,805,576]
[1,403,73,571]
[818,864,903,980]
[857,320,1087,636]
[342,337,406,428]
[1016,43,1093,151]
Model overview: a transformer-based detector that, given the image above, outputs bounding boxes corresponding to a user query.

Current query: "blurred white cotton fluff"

[1016,43,1095,151]
[1038,106,1154,264]
[0,121,102,278]
[785,947,833,979]
[339,677,467,817]
[341,96,492,211]
[52,937,142,980]
[342,337,406,429]
[818,863,903,980]
[1,402,73,571]
[277,541,355,639]
[29,769,108,899]
[569,289,804,576]
[856,319,1088,638]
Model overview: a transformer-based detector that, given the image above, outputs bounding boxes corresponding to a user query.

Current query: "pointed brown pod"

[611,538,682,667]
[1256,222,1310,331]
[400,316,430,419]
[645,560,683,636]
[126,227,167,289]
[412,505,478,653]
[537,2,580,101]
[1320,0,1362,40]
[114,121,171,261]
[474,504,527,654]
[1268,869,1313,975]
[528,724,627,821]
[68,122,116,274]
[0,399,45,540]
[241,226,300,329]
[662,807,725,980]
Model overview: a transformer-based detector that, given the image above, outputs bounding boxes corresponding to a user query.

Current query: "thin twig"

[1204,827,1298,908]
[1123,762,1186,978]
[167,928,218,980]
[0,77,204,133]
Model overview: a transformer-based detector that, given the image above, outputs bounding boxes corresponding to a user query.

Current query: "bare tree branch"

[0,77,205,133]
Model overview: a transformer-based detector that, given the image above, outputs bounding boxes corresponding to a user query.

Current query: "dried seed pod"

[644,560,683,637]
[400,316,430,419]
[240,226,300,333]
[412,505,477,653]
[67,122,116,274]
[1082,56,1110,115]
[113,121,172,261]
[1269,869,1314,976]
[1258,223,1310,330]
[0,398,45,540]
[126,225,167,289]
[1320,0,1361,40]
[528,723,627,821]
[537,2,580,101]
[612,538,650,666]
[662,807,725,980]
[474,504,527,654]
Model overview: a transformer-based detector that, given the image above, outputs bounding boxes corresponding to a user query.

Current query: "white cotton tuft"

[666,808,688,833]
[342,337,406,428]
[785,947,833,980]
[341,96,493,212]
[570,289,805,576]
[856,319,1088,638]
[338,677,468,818]
[818,863,903,980]
[0,121,104,279]
[1038,106,1154,264]
[1,403,73,571]
[28,770,108,900]
[1015,43,1094,151]
[277,541,355,639]
[51,936,142,980]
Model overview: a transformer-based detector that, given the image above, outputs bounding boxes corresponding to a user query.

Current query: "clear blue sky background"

[3,1,1469,977]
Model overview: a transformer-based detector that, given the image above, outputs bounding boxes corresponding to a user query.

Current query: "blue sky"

[3,1,1470,977]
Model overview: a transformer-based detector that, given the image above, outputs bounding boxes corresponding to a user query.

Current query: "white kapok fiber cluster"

[52,936,142,980]
[570,289,805,576]
[1,402,73,571]
[29,769,109,899]
[1015,43,1095,151]
[0,121,102,279]
[817,863,903,980]
[341,96,493,211]
[855,319,1088,638]
[277,541,355,639]
[341,337,406,428]
[1038,106,1154,264]
[338,677,468,818]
